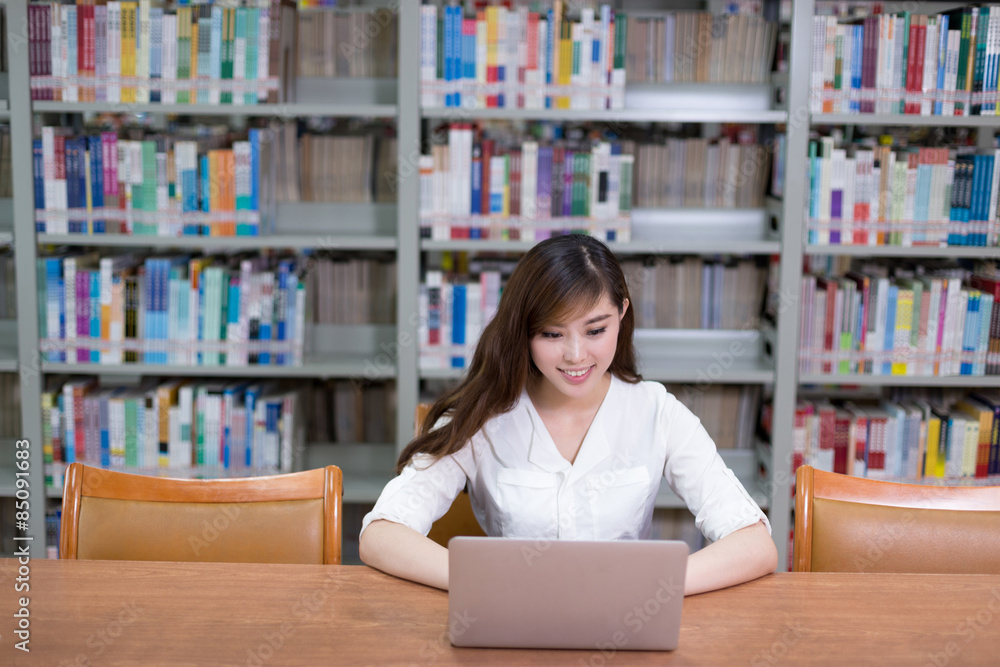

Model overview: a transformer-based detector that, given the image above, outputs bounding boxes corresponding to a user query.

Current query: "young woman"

[359,235,777,594]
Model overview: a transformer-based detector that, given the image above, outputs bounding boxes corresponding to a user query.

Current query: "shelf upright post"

[770,0,814,570]
[395,0,421,456]
[6,0,48,548]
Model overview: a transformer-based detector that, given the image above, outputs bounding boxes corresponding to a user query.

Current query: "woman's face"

[529,294,628,405]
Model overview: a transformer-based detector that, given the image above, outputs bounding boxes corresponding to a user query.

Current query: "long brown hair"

[397,235,641,473]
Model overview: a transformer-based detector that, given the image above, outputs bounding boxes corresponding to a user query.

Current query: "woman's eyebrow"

[584,314,612,325]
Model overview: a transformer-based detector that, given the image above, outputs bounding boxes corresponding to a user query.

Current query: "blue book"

[470,146,482,218]
[451,283,466,368]
[67,6,78,102]
[444,6,454,107]
[882,285,898,376]
[259,275,272,365]
[852,25,863,113]
[462,12,475,104]
[89,270,100,363]
[265,399,282,468]
[979,155,995,246]
[275,263,290,366]
[244,384,260,467]
[65,138,80,234]
[200,154,211,235]
[88,135,105,234]
[32,139,45,232]
[182,149,199,235]
[227,277,240,364]
[961,293,980,375]
[247,129,261,235]
[935,15,949,116]
[969,156,985,248]
[545,8,555,108]
[99,391,111,468]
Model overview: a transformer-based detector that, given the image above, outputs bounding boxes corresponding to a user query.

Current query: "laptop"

[448,537,689,650]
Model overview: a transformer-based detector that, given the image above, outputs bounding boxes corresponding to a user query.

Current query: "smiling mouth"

[560,366,594,378]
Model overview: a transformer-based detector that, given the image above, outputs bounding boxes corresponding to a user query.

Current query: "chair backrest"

[415,403,487,546]
[61,463,343,564]
[793,465,1000,574]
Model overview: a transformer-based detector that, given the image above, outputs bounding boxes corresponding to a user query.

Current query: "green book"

[898,12,910,115]
[125,395,138,469]
[177,7,190,105]
[221,7,233,104]
[245,7,259,105]
[956,9,972,114]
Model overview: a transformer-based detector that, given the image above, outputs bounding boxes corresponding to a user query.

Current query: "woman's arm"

[359,519,451,590]
[683,520,777,596]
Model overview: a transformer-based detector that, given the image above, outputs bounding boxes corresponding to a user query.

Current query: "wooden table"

[3,558,999,665]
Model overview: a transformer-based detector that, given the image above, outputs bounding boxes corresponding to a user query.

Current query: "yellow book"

[190,10,199,102]
[486,6,497,107]
[558,22,572,109]
[157,381,184,468]
[923,411,940,479]
[84,148,94,234]
[121,2,137,103]
[891,288,913,374]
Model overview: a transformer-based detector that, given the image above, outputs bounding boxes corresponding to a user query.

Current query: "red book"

[913,15,926,114]
[833,409,851,475]
[904,16,919,114]
[817,277,839,374]
[509,149,521,240]
[480,138,494,237]
[969,275,1000,374]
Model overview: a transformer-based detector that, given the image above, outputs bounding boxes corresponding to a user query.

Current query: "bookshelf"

[0,0,844,569]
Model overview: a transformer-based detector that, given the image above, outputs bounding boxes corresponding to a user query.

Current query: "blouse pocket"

[585,466,651,539]
[495,469,560,539]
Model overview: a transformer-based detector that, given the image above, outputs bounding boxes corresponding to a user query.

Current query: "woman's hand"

[683,520,778,596]
[359,519,451,590]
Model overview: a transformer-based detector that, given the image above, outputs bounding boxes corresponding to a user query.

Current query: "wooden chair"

[416,403,487,547]
[60,463,343,564]
[793,464,1000,574]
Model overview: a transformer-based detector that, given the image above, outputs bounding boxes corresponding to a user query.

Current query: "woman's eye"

[541,332,561,339]
[588,328,607,336]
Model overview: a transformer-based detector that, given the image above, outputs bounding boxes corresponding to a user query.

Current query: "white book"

[940,279,960,375]
[233,8,247,107]
[136,0,151,104]
[162,14,177,104]
[533,18,548,110]
[988,149,1000,245]
[506,8,519,109]
[257,5,271,104]
[209,6,222,106]
[600,5,613,101]
[64,6,77,102]
[476,14,488,108]
[421,5,438,108]
[580,9,594,109]
[515,7,529,109]
[871,277,888,376]
[107,2,122,104]
[950,289,968,376]
[811,16,825,112]
[95,5,108,103]
[842,156,855,245]
[922,19,938,116]
[521,140,538,228]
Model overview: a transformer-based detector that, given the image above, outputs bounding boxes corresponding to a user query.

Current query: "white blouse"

[361,376,769,543]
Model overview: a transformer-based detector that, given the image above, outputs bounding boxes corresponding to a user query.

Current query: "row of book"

[292,131,397,204]
[0,373,20,439]
[27,1,297,104]
[811,8,1000,116]
[807,138,1000,247]
[420,3,626,110]
[420,126,633,243]
[622,257,769,331]
[419,267,502,370]
[625,12,778,85]
[305,379,396,445]
[296,7,397,78]
[793,392,1000,482]
[39,378,304,490]
[798,268,1000,377]
[32,125,277,237]
[303,254,395,325]
[0,253,15,319]
[37,251,307,366]
[665,384,762,451]
[633,135,773,209]
[0,127,12,199]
